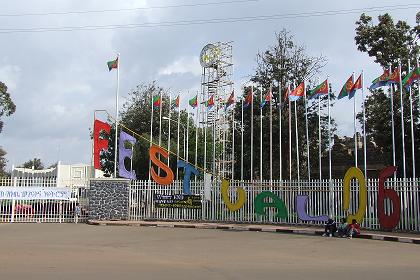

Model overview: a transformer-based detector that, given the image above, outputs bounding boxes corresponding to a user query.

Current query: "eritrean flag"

[308,79,328,99]
[338,75,354,100]
[369,68,390,90]
[205,95,215,109]
[289,82,305,101]
[349,74,362,99]
[225,91,235,111]
[386,68,400,85]
[153,95,161,108]
[243,89,253,108]
[403,67,420,89]
[189,95,198,108]
[260,91,271,109]
[171,95,180,108]
[107,57,118,71]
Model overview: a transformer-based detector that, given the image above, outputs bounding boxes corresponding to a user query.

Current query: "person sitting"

[322,218,337,237]
[347,219,361,239]
[337,218,348,237]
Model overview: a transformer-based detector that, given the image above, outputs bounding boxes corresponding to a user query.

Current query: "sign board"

[0,187,72,200]
[154,194,202,209]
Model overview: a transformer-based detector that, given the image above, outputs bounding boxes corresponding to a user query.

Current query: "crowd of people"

[323,218,361,239]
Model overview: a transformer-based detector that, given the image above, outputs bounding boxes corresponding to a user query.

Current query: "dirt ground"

[0,223,419,280]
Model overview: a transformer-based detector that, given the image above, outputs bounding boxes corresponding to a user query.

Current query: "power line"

[0,3,418,34]
[0,0,259,17]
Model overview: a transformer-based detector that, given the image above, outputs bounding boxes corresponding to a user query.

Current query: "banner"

[0,187,72,200]
[154,194,201,209]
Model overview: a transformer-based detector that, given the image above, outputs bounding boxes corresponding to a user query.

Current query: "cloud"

[158,56,201,76]
[0,64,21,91]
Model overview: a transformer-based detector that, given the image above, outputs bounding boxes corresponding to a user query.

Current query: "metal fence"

[129,178,420,232]
[0,177,89,223]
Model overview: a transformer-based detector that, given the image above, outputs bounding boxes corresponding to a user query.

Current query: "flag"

[153,95,161,108]
[369,68,390,90]
[308,79,328,99]
[283,85,290,102]
[107,57,118,71]
[205,95,215,109]
[386,68,400,85]
[260,91,272,108]
[189,95,198,108]
[403,67,420,89]
[225,91,235,110]
[171,95,180,109]
[243,90,253,108]
[349,74,362,99]
[289,82,305,101]
[338,75,354,100]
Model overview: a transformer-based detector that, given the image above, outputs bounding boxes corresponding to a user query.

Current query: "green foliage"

[19,158,45,170]
[0,81,16,175]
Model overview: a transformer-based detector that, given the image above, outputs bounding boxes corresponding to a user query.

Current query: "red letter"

[93,120,111,169]
[149,145,174,185]
[378,166,401,230]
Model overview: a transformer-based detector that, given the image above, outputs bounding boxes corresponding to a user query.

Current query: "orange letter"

[149,145,174,185]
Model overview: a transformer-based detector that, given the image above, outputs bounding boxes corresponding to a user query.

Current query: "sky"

[0,0,418,170]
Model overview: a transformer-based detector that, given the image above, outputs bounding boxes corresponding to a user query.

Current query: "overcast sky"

[0,0,418,169]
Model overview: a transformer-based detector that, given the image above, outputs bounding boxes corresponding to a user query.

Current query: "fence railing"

[129,178,420,232]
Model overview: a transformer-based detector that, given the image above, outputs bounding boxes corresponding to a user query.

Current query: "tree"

[355,13,420,177]
[0,81,16,176]
[19,158,45,170]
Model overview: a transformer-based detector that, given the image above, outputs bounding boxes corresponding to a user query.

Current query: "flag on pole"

[289,82,305,101]
[349,74,362,99]
[225,91,235,111]
[369,68,390,90]
[153,95,161,108]
[283,85,290,102]
[243,90,253,108]
[107,57,118,71]
[338,75,354,99]
[204,95,215,109]
[308,79,329,99]
[189,95,198,108]
[171,95,180,109]
[260,91,272,108]
[402,66,420,88]
[386,68,400,85]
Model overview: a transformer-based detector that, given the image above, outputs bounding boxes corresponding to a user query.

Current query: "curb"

[87,220,420,245]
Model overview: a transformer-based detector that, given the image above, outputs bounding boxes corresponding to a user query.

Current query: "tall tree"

[0,81,16,176]
[19,158,45,170]
[355,13,420,177]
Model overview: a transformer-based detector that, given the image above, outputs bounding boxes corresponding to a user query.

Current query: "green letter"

[254,191,288,218]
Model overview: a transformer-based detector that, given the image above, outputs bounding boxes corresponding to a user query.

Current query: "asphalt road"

[0,223,419,280]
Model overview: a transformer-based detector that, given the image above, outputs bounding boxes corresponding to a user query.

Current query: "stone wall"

[88,178,130,220]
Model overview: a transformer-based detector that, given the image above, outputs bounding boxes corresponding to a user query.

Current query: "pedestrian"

[347,219,361,239]
[322,218,337,237]
[337,218,348,237]
[74,202,81,224]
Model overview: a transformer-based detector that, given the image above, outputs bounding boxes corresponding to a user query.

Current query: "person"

[337,218,348,237]
[347,219,361,239]
[74,202,81,224]
[322,218,337,237]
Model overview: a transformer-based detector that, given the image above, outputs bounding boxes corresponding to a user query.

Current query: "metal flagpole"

[176,95,180,180]
[304,82,310,180]
[328,84,332,181]
[318,94,322,180]
[352,73,358,168]
[389,64,396,171]
[398,59,407,178]
[289,87,292,181]
[362,70,367,178]
[231,103,235,181]
[251,86,254,181]
[408,60,416,178]
[158,89,163,175]
[295,98,300,181]
[279,82,282,181]
[269,85,273,182]
[195,94,199,170]
[186,105,190,162]
[260,85,263,183]
[113,53,120,178]
[241,90,244,181]
[168,92,172,166]
[149,93,154,181]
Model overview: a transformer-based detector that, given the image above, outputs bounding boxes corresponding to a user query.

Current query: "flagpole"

[241,90,244,181]
[158,89,163,176]
[389,64,396,173]
[149,93,154,181]
[186,105,190,162]
[318,94,322,180]
[231,101,235,181]
[113,53,120,178]
[168,92,172,167]
[398,59,407,178]
[288,88,292,181]
[295,98,300,181]
[362,70,367,178]
[328,81,332,216]
[251,86,254,181]
[304,82,310,180]
[269,85,273,183]
[352,73,358,168]
[176,95,180,180]
[260,85,263,183]
[279,82,282,181]
[408,59,416,178]
[195,93,199,172]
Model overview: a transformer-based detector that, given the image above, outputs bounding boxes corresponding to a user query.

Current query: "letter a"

[149,145,174,185]
[254,191,287,218]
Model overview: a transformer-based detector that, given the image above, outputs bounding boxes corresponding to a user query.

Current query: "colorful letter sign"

[221,179,246,211]
[254,191,287,218]
[93,119,111,170]
[378,166,401,230]
[118,131,136,179]
[296,195,329,222]
[177,160,199,195]
[343,167,367,224]
[149,145,174,185]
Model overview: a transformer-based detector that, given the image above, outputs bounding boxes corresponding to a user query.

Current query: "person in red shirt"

[347,219,361,239]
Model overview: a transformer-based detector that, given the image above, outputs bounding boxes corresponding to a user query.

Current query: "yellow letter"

[221,179,246,211]
[343,167,367,224]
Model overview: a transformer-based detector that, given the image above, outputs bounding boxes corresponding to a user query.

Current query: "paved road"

[0,223,419,280]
